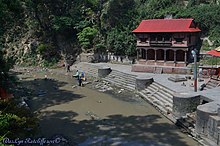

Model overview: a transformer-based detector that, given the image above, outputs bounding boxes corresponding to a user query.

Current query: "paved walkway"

[78,62,220,102]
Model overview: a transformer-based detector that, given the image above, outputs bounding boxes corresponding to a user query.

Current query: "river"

[16,67,199,146]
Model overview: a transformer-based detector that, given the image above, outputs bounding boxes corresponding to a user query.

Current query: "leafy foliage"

[77,27,98,51]
[1,0,220,66]
[0,100,39,139]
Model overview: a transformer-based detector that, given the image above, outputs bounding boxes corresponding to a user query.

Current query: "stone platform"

[132,64,192,74]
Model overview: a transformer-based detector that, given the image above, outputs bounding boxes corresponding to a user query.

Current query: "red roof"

[132,19,201,33]
[207,50,220,57]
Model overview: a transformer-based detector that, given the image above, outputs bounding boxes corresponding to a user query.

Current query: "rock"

[107,87,113,91]
[72,85,77,88]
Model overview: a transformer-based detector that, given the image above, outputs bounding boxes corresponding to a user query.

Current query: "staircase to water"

[73,63,175,114]
[73,63,99,78]
[103,70,137,91]
[205,78,220,89]
[72,62,199,137]
[139,82,175,120]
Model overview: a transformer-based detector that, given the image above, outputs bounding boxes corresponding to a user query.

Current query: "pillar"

[164,50,166,62]
[137,48,139,60]
[146,49,148,61]
[174,50,176,63]
[184,51,187,63]
[155,50,157,61]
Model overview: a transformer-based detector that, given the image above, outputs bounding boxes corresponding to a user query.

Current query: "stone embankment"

[72,62,218,146]
[72,63,183,124]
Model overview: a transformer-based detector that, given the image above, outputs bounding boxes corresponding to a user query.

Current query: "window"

[138,34,148,42]
[151,35,156,41]
[189,35,191,44]
[140,38,147,42]
[174,38,184,43]
[141,49,146,59]
[157,35,163,41]
[164,35,171,41]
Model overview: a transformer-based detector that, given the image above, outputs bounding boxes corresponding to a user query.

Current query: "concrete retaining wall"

[94,53,136,64]
[98,67,112,78]
[195,102,220,137]
[80,53,136,64]
[173,93,200,118]
[207,115,220,145]
[132,64,192,74]
[135,76,154,90]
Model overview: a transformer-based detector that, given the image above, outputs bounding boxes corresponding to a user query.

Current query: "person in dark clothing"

[78,76,82,86]
[67,65,70,72]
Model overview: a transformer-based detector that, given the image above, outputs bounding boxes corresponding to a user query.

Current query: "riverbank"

[13,66,199,146]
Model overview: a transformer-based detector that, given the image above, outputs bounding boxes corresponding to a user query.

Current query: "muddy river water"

[16,68,199,146]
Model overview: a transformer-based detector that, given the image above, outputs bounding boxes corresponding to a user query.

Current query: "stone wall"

[96,53,136,64]
[98,67,112,78]
[195,102,220,140]
[173,93,200,118]
[135,76,154,90]
[79,53,136,64]
[132,64,192,74]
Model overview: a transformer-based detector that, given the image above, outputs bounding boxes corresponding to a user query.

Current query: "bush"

[0,100,39,139]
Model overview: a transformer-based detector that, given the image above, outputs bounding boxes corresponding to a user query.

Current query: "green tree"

[77,27,98,51]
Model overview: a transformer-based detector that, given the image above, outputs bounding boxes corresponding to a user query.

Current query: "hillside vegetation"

[0,0,220,141]
[0,0,220,85]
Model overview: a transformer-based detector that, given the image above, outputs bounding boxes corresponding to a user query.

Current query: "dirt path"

[16,67,199,146]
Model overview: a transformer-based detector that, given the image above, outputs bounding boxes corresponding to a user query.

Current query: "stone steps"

[151,82,175,97]
[140,81,174,114]
[106,73,136,83]
[205,79,220,89]
[103,70,136,90]
[145,86,173,108]
[139,91,174,120]
[149,85,173,103]
[74,63,99,77]
[103,78,135,91]
[73,63,136,91]
[107,70,136,81]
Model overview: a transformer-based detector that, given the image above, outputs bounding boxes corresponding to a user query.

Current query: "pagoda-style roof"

[132,18,201,33]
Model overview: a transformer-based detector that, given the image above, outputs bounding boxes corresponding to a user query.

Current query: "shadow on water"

[20,78,84,112]
[38,110,196,146]
[15,69,197,146]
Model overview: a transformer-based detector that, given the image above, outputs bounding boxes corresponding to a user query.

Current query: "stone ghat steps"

[103,78,135,91]
[205,79,220,89]
[74,63,99,77]
[139,91,175,122]
[151,82,174,98]
[139,81,175,115]
[106,70,136,82]
[140,88,173,112]
[103,70,137,91]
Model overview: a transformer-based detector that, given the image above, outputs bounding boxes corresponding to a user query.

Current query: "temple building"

[132,18,201,74]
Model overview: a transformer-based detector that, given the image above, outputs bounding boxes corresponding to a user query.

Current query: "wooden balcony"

[172,41,188,47]
[150,41,172,47]
[137,41,150,47]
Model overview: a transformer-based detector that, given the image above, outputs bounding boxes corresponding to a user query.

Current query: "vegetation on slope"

[0,0,220,140]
